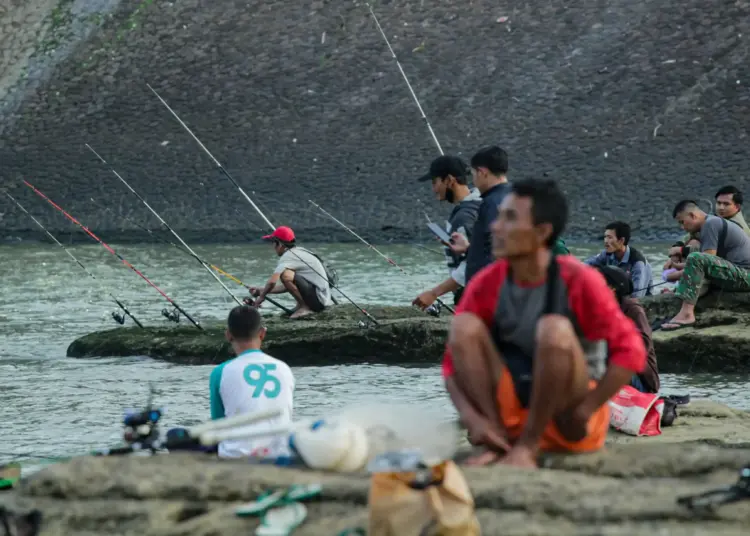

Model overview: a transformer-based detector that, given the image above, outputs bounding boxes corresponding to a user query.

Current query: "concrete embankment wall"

[1,0,748,243]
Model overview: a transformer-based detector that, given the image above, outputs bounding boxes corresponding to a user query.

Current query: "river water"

[1,241,747,465]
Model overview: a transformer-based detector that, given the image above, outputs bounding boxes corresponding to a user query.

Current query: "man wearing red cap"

[248,226,333,318]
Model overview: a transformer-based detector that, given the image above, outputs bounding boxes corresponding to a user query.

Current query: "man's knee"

[535,314,576,353]
[280,269,295,283]
[449,313,491,349]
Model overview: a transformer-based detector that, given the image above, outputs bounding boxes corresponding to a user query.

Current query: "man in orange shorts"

[443,178,646,468]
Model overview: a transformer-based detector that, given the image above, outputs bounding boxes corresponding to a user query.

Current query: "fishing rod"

[309,200,455,315]
[366,3,443,155]
[23,180,202,330]
[85,144,247,309]
[88,196,294,315]
[5,192,144,328]
[147,84,380,326]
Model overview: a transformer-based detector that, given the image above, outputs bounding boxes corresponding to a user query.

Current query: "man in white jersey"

[248,226,333,319]
[209,305,295,458]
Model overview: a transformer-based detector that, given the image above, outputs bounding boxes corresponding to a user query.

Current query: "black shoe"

[661,399,678,427]
[665,394,691,406]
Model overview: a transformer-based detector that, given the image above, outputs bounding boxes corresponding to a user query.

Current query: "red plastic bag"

[608,385,664,436]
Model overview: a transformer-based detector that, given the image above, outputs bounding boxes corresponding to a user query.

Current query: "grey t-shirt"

[700,215,750,268]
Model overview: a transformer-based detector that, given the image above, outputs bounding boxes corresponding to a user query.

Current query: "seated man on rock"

[714,185,750,237]
[595,265,660,394]
[662,200,750,331]
[585,221,653,298]
[210,305,295,458]
[248,226,334,319]
[443,178,646,468]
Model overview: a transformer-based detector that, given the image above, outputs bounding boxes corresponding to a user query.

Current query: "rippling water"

[1,241,747,465]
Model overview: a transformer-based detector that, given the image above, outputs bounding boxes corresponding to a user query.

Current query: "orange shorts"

[496,365,609,453]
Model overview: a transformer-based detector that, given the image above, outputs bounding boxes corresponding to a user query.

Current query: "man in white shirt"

[209,305,295,458]
[248,226,334,319]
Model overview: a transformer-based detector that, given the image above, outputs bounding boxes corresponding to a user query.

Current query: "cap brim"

[261,234,275,241]
[417,172,434,182]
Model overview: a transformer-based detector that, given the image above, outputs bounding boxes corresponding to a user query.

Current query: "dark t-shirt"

[464,182,511,283]
[620,297,660,393]
[700,215,750,268]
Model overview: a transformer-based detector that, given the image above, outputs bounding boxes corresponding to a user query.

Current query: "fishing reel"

[162,307,180,323]
[112,311,126,325]
[425,302,441,318]
[121,384,163,450]
[677,465,750,511]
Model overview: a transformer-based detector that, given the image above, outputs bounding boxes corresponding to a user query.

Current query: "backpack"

[299,247,339,288]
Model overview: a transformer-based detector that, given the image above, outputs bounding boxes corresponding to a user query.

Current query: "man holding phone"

[448,146,512,285]
[413,155,482,309]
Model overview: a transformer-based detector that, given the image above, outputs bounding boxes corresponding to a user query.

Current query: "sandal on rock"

[661,321,696,332]
[0,463,21,490]
[235,484,322,517]
[256,502,307,536]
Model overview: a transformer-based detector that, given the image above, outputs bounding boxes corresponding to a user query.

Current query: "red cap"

[262,226,295,243]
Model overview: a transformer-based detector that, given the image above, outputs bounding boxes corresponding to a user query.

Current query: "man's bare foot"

[289,307,314,319]
[499,445,538,469]
[465,449,501,466]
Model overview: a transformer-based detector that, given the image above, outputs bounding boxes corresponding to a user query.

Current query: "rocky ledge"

[66,292,750,371]
[2,401,750,535]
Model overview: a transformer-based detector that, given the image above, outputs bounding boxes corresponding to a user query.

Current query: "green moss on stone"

[67,294,750,372]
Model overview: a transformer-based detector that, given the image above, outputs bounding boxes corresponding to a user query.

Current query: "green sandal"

[235,484,322,517]
[0,463,21,490]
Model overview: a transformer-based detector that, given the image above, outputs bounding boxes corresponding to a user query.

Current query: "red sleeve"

[442,262,506,378]
[563,260,646,373]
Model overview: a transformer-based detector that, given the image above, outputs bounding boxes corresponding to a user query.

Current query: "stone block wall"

[1,0,748,243]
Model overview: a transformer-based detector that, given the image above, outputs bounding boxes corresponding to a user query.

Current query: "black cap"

[417,155,469,183]
[595,265,633,300]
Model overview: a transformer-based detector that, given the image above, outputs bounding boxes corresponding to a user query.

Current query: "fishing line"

[23,180,203,330]
[310,200,455,314]
[366,2,443,155]
[86,144,244,308]
[5,192,144,328]
[148,84,379,326]
[88,197,294,315]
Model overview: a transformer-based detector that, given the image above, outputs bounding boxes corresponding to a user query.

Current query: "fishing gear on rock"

[5,192,145,329]
[677,465,750,511]
[23,180,202,330]
[88,197,295,316]
[148,84,379,327]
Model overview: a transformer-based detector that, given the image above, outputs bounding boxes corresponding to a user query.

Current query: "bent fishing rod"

[88,196,294,315]
[5,192,144,328]
[147,84,379,326]
[309,200,455,315]
[86,144,246,309]
[23,180,202,330]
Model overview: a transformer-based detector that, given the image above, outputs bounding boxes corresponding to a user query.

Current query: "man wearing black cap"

[448,146,512,284]
[413,155,482,309]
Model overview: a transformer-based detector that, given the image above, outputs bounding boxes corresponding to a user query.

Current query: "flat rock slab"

[67,293,750,371]
[67,305,448,366]
[3,401,750,535]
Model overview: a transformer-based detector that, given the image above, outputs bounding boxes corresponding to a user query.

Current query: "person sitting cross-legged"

[443,178,646,468]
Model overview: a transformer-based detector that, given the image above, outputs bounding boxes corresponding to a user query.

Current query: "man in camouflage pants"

[663,200,750,331]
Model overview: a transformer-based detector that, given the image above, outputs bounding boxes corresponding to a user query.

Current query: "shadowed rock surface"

[67,293,750,371]
[2,401,749,535]
[1,0,749,243]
